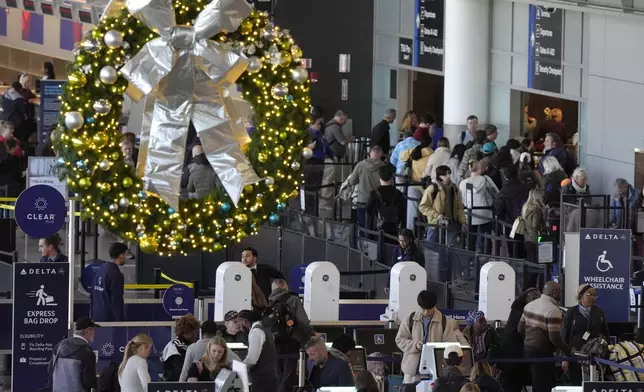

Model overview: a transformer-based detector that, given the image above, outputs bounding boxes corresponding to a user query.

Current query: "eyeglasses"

[583,292,597,298]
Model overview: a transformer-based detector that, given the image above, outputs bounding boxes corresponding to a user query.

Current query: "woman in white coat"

[423,137,451,181]
[119,334,152,392]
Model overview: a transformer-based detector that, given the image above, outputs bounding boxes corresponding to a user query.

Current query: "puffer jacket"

[347,157,387,204]
[458,143,482,179]
[399,146,433,183]
[423,146,451,180]
[395,308,467,378]
[522,205,545,242]
[187,154,217,199]
[458,175,499,225]
[47,336,97,392]
[419,183,466,226]
[2,88,26,128]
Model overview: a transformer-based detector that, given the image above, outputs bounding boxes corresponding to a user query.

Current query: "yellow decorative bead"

[68,72,87,88]
[236,213,248,224]
[240,20,253,35]
[139,237,159,253]
[111,151,120,161]
[257,153,267,163]
[79,178,91,189]
[92,132,109,148]
[122,177,133,188]
[213,243,223,252]
[119,212,129,220]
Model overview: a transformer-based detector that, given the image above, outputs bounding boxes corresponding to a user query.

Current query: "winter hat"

[465,310,485,326]
[481,142,496,154]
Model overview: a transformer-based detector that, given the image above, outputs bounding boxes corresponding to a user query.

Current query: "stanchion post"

[298,349,306,387]
[154,268,161,299]
[192,280,199,298]
[67,201,76,334]
[589,355,597,382]
[197,298,205,324]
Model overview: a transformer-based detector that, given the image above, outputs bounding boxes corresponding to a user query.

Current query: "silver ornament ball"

[271,83,289,99]
[99,159,111,171]
[265,176,275,186]
[81,38,101,54]
[118,197,130,208]
[262,24,277,41]
[136,224,145,232]
[99,66,118,85]
[302,147,313,160]
[247,56,263,74]
[109,204,119,213]
[104,30,124,49]
[93,99,112,115]
[291,161,301,170]
[250,205,258,213]
[64,111,84,130]
[291,67,309,84]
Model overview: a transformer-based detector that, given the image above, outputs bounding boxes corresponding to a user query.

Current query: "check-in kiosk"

[416,343,473,392]
[304,262,340,322]
[478,261,515,322]
[381,262,427,323]
[214,262,252,322]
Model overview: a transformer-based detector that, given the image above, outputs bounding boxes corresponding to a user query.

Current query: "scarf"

[572,180,588,194]
[172,337,188,355]
[578,305,591,321]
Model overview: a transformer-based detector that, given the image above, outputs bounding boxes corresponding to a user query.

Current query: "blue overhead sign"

[579,228,631,322]
[15,184,67,238]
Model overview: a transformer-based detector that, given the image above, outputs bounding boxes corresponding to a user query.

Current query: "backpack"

[98,362,121,392]
[407,312,447,338]
[375,190,399,231]
[262,296,296,343]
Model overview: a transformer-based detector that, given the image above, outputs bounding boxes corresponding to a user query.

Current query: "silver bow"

[120,0,260,209]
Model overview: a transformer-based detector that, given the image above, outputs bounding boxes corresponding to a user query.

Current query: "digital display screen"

[40,2,53,15]
[58,5,72,19]
[78,8,91,23]
[22,0,35,11]
[5,0,18,8]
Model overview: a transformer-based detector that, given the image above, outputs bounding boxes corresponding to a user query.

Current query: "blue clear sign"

[579,229,631,322]
[162,284,195,317]
[38,80,66,145]
[289,264,308,295]
[12,262,70,392]
[15,184,67,238]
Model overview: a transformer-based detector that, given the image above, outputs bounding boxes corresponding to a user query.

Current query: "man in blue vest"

[90,242,128,321]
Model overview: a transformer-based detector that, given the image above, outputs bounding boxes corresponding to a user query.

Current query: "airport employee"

[90,242,128,321]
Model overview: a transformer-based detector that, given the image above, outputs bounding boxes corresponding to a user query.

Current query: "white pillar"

[443,0,491,143]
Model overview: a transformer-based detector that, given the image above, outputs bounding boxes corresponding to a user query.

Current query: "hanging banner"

[579,229,631,322]
[12,262,70,392]
[162,284,195,317]
[38,80,67,145]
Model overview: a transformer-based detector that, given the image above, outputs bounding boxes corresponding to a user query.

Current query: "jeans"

[469,221,494,252]
[524,348,556,392]
[406,186,423,230]
[356,205,367,228]
[319,158,336,219]
[426,226,459,246]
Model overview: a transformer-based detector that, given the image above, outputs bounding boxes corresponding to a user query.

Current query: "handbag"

[510,217,526,239]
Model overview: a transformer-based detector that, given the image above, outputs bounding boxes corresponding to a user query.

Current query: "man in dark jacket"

[46,317,99,392]
[493,165,529,224]
[90,242,127,321]
[538,133,575,176]
[431,345,468,392]
[267,279,315,392]
[366,164,406,237]
[241,247,284,299]
[306,336,354,389]
[324,110,350,159]
[237,309,279,392]
[370,108,396,156]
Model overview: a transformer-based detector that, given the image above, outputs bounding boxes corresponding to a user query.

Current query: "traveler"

[217,310,247,344]
[419,165,466,245]
[398,111,419,138]
[520,188,547,262]
[161,314,201,381]
[447,144,467,185]
[462,311,498,361]
[305,336,355,388]
[610,178,640,230]
[459,160,499,252]
[118,334,152,392]
[460,115,479,146]
[518,281,571,392]
[391,130,420,175]
[236,309,279,392]
[355,370,379,392]
[186,337,232,382]
[400,138,433,228]
[43,61,56,80]
[385,229,426,294]
[46,317,99,392]
[320,110,350,219]
[424,137,451,181]
[186,144,218,199]
[541,156,567,205]
[505,139,522,164]
[2,81,27,136]
[345,146,387,227]
[121,140,136,167]
[90,242,128,322]
[267,279,315,392]
[469,361,501,392]
[413,113,437,148]
[561,284,609,385]
[180,320,240,381]
[538,133,574,176]
[241,247,284,299]
[561,167,590,202]
[304,108,331,215]
[0,121,23,157]
[484,124,499,152]
[493,165,529,224]
[328,333,356,362]
[39,233,68,263]
[459,130,487,179]
[122,132,139,164]
[370,108,397,155]
[396,290,467,382]
[251,276,268,321]
[324,110,351,159]
[459,383,481,392]
[366,164,406,236]
[482,153,503,190]
[430,345,468,392]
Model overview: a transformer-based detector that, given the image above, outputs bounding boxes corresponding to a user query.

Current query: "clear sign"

[12,262,70,392]
[289,264,308,295]
[162,284,195,317]
[27,156,68,201]
[579,229,631,322]
[15,184,67,238]
[38,80,66,145]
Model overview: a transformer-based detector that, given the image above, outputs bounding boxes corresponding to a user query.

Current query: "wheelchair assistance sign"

[579,229,630,322]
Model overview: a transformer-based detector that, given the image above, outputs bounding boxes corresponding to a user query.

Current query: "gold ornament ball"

[213,243,223,252]
[257,153,268,163]
[140,237,159,253]
[271,83,289,99]
[101,182,112,193]
[291,45,303,59]
[79,178,91,189]
[279,132,288,140]
[291,67,309,84]
[240,19,253,35]
[250,205,258,213]
[122,177,133,188]
[99,159,111,171]
[111,151,120,161]
[274,145,284,156]
[244,184,254,193]
[68,72,87,88]
[279,51,292,66]
[92,132,109,148]
[119,212,129,220]
[236,213,248,224]
[163,220,171,227]
[71,138,85,147]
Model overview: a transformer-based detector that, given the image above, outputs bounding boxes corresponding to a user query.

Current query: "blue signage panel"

[289,264,308,295]
[38,80,66,145]
[528,5,563,93]
[162,284,194,317]
[15,184,67,238]
[12,262,70,392]
[414,0,445,71]
[579,229,631,322]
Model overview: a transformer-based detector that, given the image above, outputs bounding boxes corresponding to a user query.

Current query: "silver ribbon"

[120,0,260,209]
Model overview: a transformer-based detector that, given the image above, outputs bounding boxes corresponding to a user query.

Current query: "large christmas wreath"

[53,0,311,255]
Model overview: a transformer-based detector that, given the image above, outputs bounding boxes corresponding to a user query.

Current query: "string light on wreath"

[54,0,311,255]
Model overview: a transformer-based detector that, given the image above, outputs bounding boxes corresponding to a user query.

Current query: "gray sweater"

[179,338,241,381]
[347,158,387,204]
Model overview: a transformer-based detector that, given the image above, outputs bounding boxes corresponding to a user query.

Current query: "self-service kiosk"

[381,262,427,323]
[214,262,252,322]
[304,262,340,321]
[478,261,515,322]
